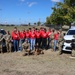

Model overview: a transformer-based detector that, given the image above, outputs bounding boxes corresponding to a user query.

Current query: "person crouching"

[22,39,30,56]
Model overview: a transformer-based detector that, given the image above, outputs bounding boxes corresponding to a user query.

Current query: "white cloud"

[27,2,37,7]
[51,0,60,2]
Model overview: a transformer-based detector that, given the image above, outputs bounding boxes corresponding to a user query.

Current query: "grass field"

[0,25,49,32]
[0,50,75,75]
[0,25,69,32]
[0,25,75,75]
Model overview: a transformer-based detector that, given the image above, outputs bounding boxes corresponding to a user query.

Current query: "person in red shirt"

[54,30,59,51]
[19,29,26,51]
[30,28,36,50]
[39,27,44,48]
[35,29,41,48]
[26,30,30,43]
[41,28,47,49]
[47,28,52,49]
[12,27,20,52]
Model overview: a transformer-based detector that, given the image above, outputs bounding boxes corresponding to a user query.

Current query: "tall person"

[35,29,41,48]
[41,28,47,49]
[54,30,59,51]
[12,27,20,52]
[47,28,52,49]
[19,29,26,51]
[30,28,36,51]
[26,30,30,43]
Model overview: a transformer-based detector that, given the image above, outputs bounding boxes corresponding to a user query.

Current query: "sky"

[0,0,63,24]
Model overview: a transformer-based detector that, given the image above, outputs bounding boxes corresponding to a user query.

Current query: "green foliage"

[37,21,41,26]
[28,23,31,26]
[34,22,36,25]
[46,0,75,26]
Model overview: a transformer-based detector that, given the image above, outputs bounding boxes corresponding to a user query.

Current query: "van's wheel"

[71,50,75,57]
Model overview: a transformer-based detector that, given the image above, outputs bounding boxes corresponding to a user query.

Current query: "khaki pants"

[51,39,54,50]
[71,49,75,57]
[6,42,12,52]
[0,45,2,53]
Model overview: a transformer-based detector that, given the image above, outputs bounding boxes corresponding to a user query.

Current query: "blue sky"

[0,0,63,24]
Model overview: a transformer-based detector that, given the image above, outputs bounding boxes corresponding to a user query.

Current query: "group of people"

[0,26,64,54]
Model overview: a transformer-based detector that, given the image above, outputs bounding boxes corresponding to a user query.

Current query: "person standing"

[0,33,4,53]
[35,29,41,48]
[58,29,64,54]
[47,28,52,49]
[30,28,36,51]
[19,29,26,51]
[26,30,30,43]
[50,29,55,50]
[54,30,59,51]
[40,27,44,48]
[41,28,47,49]
[12,27,20,52]
[5,31,12,53]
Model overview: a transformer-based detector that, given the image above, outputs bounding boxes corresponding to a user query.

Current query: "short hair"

[29,28,31,30]
[14,26,17,29]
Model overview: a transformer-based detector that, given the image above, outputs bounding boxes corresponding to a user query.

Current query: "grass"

[0,25,73,75]
[0,25,48,32]
[0,51,75,75]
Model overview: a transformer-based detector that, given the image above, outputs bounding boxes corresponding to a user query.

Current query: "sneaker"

[14,51,16,52]
[17,51,21,52]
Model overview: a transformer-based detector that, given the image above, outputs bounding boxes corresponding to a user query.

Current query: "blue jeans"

[30,39,35,50]
[19,39,25,51]
[54,40,58,51]
[13,40,19,52]
[27,38,31,44]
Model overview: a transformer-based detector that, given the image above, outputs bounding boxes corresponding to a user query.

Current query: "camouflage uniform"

[0,33,4,53]
[58,31,64,54]
[4,34,12,52]
[50,32,54,50]
[22,41,30,55]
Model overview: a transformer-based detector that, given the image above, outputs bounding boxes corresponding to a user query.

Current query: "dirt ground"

[0,50,75,75]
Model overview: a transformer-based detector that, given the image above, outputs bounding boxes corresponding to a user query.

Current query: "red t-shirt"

[30,32,36,39]
[29,30,32,36]
[47,31,51,38]
[20,32,25,39]
[54,33,59,40]
[12,31,20,40]
[36,32,41,39]
[40,29,44,37]
[26,32,30,38]
[23,31,26,37]
[42,32,47,38]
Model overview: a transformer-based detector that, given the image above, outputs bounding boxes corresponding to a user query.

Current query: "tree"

[34,22,36,25]
[46,17,51,24]
[37,21,41,26]
[46,0,75,26]
[28,23,31,26]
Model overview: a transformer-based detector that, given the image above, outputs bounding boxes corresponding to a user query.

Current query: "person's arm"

[0,35,5,41]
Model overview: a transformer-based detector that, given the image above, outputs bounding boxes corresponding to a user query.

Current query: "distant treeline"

[0,24,29,26]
